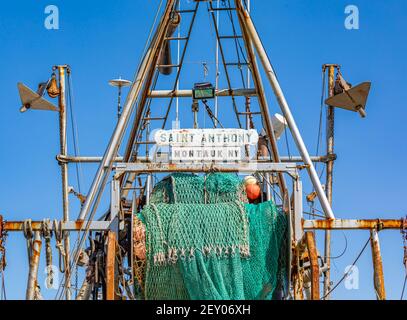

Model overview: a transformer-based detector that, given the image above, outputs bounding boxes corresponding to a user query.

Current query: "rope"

[23,219,33,265]
[42,219,54,288]
[53,219,66,274]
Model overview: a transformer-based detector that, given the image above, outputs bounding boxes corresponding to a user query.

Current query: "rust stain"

[4,221,43,231]
[105,231,117,300]
[74,220,84,230]
[303,219,403,230]
[32,241,42,258]
[370,231,386,300]
[305,232,320,300]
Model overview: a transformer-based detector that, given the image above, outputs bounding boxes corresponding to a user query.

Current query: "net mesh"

[135,173,288,300]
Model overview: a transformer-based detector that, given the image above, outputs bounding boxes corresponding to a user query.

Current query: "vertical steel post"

[145,174,152,205]
[235,1,334,219]
[105,231,117,300]
[293,179,304,244]
[57,65,71,300]
[370,228,386,300]
[117,85,123,120]
[305,232,320,300]
[26,231,42,300]
[323,64,336,299]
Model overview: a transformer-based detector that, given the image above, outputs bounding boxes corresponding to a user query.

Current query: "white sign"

[153,129,259,162]
[172,146,242,161]
[154,129,258,147]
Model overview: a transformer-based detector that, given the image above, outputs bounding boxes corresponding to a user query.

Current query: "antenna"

[108,77,132,120]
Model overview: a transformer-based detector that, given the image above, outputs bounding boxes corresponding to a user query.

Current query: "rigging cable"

[67,70,83,298]
[315,68,326,176]
[67,70,83,195]
[321,235,371,300]
[307,69,326,218]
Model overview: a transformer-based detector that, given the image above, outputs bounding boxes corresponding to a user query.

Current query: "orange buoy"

[246,183,261,200]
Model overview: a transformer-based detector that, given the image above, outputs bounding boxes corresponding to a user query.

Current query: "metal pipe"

[145,175,152,205]
[114,162,299,175]
[235,1,334,219]
[323,64,336,299]
[26,231,42,300]
[148,88,257,98]
[57,155,125,163]
[57,65,71,300]
[4,220,112,232]
[370,229,386,300]
[57,154,327,164]
[303,219,404,230]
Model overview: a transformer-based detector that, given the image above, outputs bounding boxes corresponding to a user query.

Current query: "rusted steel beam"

[305,232,320,300]
[303,219,403,230]
[105,231,117,300]
[114,162,298,176]
[370,229,386,300]
[3,220,110,232]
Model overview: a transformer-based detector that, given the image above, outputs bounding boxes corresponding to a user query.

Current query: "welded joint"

[322,154,337,163]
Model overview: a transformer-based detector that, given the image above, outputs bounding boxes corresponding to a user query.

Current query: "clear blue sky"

[0,0,406,300]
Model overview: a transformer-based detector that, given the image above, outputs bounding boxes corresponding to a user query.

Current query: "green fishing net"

[137,173,288,300]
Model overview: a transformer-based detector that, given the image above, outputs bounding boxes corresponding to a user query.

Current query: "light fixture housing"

[192,82,215,100]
